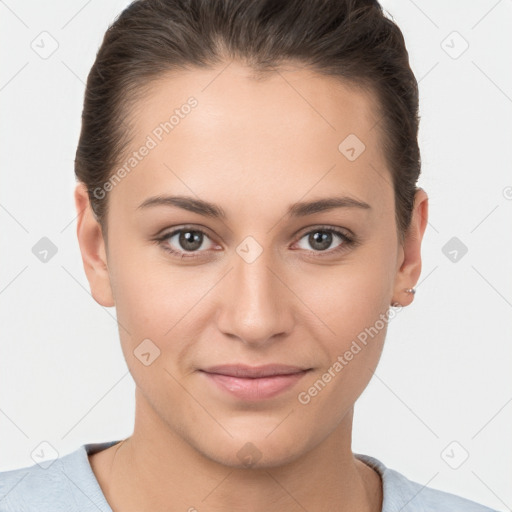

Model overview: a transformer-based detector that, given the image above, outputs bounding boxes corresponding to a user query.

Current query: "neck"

[93,391,382,512]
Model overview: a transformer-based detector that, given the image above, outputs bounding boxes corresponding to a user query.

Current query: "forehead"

[132,62,380,142]
[111,61,391,218]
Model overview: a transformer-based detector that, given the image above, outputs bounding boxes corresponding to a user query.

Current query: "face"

[76,61,427,469]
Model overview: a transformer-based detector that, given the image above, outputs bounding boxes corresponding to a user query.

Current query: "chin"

[193,429,313,470]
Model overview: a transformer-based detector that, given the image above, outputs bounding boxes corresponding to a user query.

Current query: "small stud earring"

[404,287,416,294]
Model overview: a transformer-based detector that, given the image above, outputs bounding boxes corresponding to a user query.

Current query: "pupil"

[310,231,331,251]
[180,231,202,251]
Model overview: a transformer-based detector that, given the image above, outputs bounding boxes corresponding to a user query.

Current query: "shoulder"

[0,456,75,511]
[0,442,118,512]
[355,453,499,512]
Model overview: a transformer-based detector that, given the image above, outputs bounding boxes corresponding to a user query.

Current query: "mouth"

[199,364,312,401]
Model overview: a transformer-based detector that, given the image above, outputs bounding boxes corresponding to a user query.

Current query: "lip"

[202,364,309,378]
[200,364,311,401]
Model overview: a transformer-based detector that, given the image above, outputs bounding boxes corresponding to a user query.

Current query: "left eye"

[294,228,353,253]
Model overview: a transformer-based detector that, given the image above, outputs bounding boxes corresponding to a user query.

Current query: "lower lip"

[201,371,309,401]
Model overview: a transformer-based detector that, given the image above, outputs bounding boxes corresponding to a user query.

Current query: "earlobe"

[390,188,429,307]
[74,183,115,307]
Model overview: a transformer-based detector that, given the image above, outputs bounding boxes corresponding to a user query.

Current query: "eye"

[154,224,357,260]
[293,226,355,256]
[155,226,218,259]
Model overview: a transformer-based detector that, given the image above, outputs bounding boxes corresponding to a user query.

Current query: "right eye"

[155,226,219,259]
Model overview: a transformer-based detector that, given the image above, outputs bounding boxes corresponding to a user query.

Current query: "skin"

[75,61,428,512]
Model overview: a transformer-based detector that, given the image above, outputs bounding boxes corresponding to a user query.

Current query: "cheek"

[108,229,187,333]
[296,290,391,421]
[109,217,396,373]
[297,242,395,399]
[108,247,213,377]
[302,241,396,341]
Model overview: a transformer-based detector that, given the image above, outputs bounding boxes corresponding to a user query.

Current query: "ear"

[74,182,115,307]
[391,187,429,307]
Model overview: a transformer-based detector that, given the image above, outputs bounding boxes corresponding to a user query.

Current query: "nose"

[216,245,294,348]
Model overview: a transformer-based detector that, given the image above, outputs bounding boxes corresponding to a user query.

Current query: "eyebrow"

[137,194,371,218]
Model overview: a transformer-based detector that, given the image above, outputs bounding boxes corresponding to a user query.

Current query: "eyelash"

[154,225,357,260]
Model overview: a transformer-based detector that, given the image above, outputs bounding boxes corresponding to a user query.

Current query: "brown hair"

[75,0,421,243]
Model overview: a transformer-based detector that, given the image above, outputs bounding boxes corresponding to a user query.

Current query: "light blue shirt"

[0,440,499,511]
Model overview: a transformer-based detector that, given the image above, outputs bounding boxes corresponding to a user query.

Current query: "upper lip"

[201,364,310,378]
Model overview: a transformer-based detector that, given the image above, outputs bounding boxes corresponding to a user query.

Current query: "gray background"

[0,1,511,510]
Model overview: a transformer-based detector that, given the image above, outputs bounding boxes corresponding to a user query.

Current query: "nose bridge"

[217,241,291,345]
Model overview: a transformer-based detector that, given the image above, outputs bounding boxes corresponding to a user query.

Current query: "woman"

[0,0,500,510]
